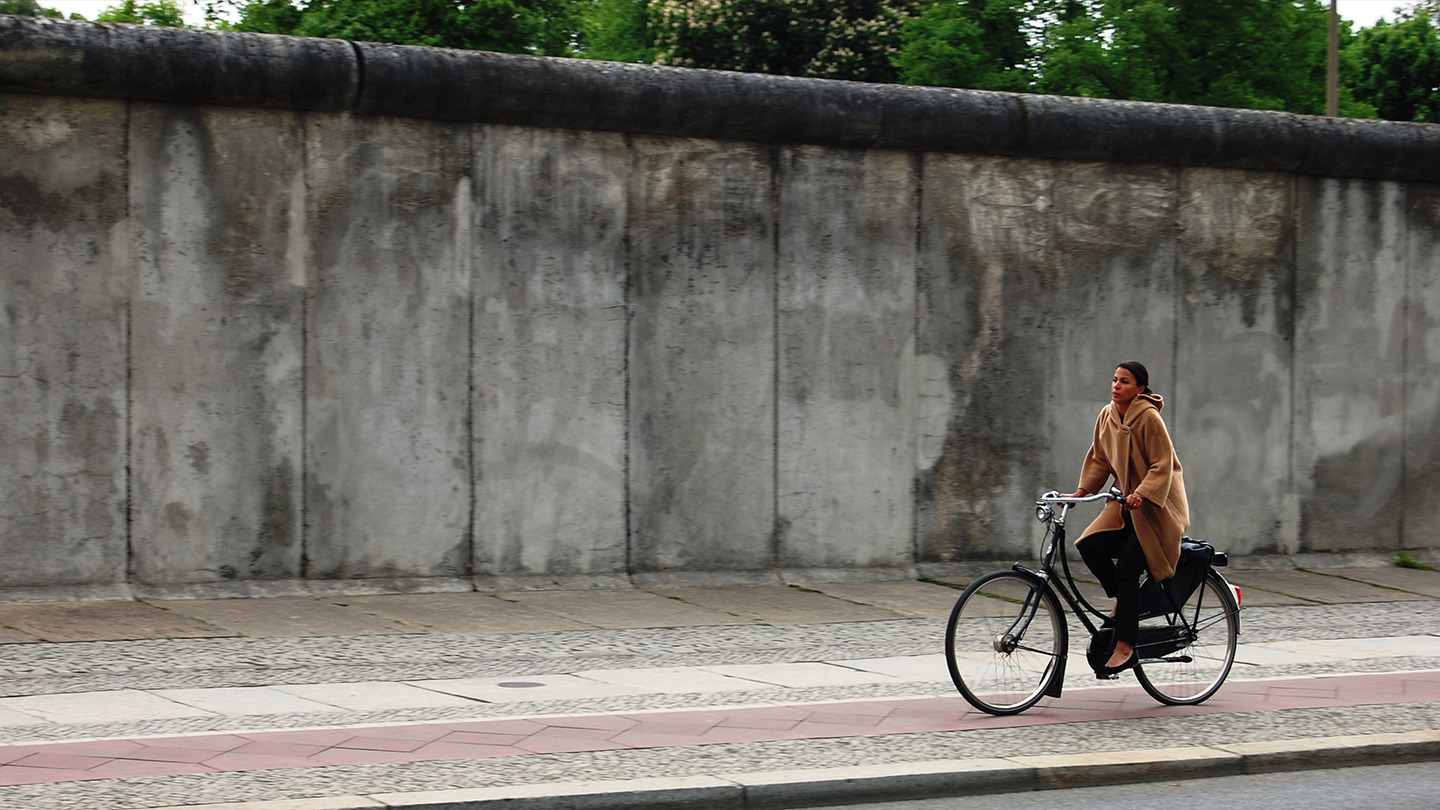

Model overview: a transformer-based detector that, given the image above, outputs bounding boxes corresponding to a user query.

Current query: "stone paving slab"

[1224,570,1425,604]
[1262,637,1440,661]
[832,654,950,683]
[0,690,215,725]
[0,707,48,729]
[270,683,480,712]
[412,675,648,704]
[0,601,232,643]
[152,688,344,717]
[652,585,908,625]
[572,666,775,695]
[1326,566,1440,598]
[1220,584,1316,607]
[333,593,591,634]
[806,581,962,619]
[159,599,411,638]
[1232,644,1320,667]
[700,662,901,689]
[498,589,751,629]
[0,627,39,645]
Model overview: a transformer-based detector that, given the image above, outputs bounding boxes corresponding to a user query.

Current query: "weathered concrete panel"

[0,93,128,592]
[627,137,776,577]
[916,155,1056,561]
[917,158,1179,563]
[1044,162,1179,514]
[471,125,628,586]
[1404,183,1440,550]
[304,114,472,582]
[127,104,305,588]
[1173,169,1296,556]
[776,146,917,573]
[1294,178,1407,552]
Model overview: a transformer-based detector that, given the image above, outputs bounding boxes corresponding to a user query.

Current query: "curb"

[150,730,1440,810]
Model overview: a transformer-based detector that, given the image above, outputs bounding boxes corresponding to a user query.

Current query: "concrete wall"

[2,17,1439,597]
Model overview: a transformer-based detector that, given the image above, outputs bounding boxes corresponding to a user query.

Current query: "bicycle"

[944,488,1242,716]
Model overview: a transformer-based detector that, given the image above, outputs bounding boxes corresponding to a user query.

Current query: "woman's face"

[1111,367,1144,407]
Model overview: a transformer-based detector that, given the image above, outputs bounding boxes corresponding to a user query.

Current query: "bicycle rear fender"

[1010,563,1068,698]
[1209,570,1243,634]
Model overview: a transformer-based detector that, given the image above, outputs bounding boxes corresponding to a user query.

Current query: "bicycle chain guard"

[1086,626,1192,672]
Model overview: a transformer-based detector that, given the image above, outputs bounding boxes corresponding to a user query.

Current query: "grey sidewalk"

[0,564,1434,809]
[1,564,1436,644]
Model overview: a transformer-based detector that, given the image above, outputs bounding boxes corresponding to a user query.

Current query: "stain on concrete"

[164,501,192,537]
[1180,169,1294,331]
[57,398,120,475]
[186,442,210,475]
[1306,435,1405,551]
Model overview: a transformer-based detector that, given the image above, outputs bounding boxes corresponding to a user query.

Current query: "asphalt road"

[838,761,1440,810]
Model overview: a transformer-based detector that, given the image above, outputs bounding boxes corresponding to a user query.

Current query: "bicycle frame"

[1014,490,1240,690]
[1013,494,1109,637]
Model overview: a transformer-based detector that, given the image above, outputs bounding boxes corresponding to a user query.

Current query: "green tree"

[224,0,303,32]
[96,0,188,25]
[0,0,65,16]
[1347,11,1440,121]
[1027,0,1370,116]
[650,0,921,83]
[893,0,1035,91]
[580,0,655,63]
[216,0,583,55]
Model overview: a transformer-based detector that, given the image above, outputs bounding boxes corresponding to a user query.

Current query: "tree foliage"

[215,0,583,55]
[648,0,920,82]
[95,0,188,26]
[893,0,1035,91]
[1348,11,1440,121]
[1024,0,1372,116]
[0,0,65,17]
[581,0,656,62]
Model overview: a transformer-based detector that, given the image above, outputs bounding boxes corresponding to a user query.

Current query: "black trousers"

[1077,514,1147,647]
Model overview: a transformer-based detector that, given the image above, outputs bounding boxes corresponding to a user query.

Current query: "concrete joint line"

[144,732,1440,810]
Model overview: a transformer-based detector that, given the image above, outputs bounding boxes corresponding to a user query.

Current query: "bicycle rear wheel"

[1135,571,1238,705]
[945,570,1066,715]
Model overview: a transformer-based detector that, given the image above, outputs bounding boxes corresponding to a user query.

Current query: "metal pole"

[1327,0,1339,116]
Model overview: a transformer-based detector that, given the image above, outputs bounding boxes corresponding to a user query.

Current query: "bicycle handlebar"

[1037,487,1124,506]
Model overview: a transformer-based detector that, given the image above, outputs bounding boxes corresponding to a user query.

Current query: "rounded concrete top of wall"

[4,15,1440,182]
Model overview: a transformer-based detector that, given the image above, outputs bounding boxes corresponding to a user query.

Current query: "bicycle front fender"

[1009,563,1068,698]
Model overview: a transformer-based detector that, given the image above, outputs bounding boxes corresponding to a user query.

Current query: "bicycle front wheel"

[1135,571,1239,705]
[945,570,1066,715]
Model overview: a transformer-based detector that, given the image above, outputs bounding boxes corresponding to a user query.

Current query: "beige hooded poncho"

[1075,392,1190,581]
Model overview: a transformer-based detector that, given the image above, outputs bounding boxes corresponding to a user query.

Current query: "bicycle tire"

[945,570,1067,716]
[1135,571,1238,705]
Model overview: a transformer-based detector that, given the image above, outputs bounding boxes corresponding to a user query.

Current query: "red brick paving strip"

[0,670,1436,787]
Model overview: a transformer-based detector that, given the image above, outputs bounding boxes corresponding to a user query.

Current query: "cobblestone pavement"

[0,568,1432,808]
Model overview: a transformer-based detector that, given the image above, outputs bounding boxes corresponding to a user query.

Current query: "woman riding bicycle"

[1061,361,1190,678]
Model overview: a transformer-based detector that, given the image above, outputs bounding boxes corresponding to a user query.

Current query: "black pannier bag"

[1137,538,1216,619]
[1087,539,1227,670]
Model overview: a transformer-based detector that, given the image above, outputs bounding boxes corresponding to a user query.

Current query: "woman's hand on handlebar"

[1122,492,1143,511]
